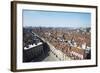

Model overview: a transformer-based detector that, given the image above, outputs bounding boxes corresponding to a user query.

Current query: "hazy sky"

[23,10,91,28]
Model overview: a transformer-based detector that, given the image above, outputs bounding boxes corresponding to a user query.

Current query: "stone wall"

[23,42,50,62]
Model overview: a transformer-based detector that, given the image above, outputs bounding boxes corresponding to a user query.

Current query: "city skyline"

[23,10,91,28]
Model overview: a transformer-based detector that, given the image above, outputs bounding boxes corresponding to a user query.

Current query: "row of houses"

[32,27,91,60]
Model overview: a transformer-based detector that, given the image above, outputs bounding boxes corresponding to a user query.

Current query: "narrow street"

[43,51,60,61]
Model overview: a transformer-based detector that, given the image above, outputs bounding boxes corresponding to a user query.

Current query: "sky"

[23,10,91,28]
